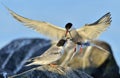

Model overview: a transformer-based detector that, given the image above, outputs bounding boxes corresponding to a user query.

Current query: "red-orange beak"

[65,30,68,37]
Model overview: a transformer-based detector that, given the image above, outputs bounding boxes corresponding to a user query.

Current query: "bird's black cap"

[77,42,82,45]
[65,23,72,30]
[57,39,67,46]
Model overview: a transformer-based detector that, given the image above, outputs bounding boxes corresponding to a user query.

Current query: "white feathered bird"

[26,38,67,66]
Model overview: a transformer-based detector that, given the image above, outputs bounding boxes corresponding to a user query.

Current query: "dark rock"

[0,69,8,78]
[0,38,51,76]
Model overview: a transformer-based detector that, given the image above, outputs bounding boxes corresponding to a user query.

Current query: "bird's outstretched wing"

[6,7,111,40]
[7,8,65,40]
[77,12,111,40]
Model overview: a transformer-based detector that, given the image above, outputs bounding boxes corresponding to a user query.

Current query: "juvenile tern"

[26,38,67,66]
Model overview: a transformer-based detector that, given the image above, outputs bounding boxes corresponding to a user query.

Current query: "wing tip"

[2,3,14,14]
[103,12,111,18]
[86,12,112,26]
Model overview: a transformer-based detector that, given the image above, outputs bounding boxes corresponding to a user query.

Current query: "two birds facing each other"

[25,18,110,67]
[26,23,90,67]
[5,8,111,67]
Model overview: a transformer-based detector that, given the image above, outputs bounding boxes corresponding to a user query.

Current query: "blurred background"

[0,0,119,68]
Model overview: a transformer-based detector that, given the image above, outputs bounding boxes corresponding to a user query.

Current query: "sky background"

[0,0,119,68]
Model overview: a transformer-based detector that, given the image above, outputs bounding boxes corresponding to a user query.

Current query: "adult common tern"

[6,8,111,41]
[64,22,91,53]
[26,38,67,66]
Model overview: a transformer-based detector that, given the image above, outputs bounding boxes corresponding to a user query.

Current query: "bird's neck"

[58,46,64,54]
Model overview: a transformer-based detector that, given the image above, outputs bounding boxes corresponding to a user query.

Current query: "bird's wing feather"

[27,45,58,62]
[77,12,111,39]
[7,8,65,40]
[26,45,61,66]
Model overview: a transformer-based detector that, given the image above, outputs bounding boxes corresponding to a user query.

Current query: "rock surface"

[0,38,51,76]
[0,38,120,78]
[9,65,93,78]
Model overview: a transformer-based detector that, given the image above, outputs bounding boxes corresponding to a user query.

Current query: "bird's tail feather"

[25,58,35,66]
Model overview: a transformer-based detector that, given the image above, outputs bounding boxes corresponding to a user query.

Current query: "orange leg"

[49,63,57,67]
[73,43,78,52]
[74,47,76,52]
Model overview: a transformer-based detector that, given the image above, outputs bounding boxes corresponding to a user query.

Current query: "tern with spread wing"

[5,7,112,65]
[6,8,111,41]
[26,38,67,66]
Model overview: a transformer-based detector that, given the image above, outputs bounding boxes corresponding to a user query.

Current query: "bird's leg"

[74,45,76,52]
[80,45,83,54]
[49,63,58,68]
